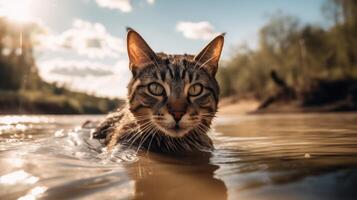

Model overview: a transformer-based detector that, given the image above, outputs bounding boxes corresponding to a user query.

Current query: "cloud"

[38,59,131,97]
[95,0,132,12]
[147,0,155,5]
[176,21,218,40]
[95,0,155,13]
[38,19,124,59]
[44,60,114,77]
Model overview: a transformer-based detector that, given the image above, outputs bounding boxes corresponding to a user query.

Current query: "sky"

[0,0,327,97]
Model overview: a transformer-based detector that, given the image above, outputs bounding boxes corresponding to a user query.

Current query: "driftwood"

[258,70,357,111]
[258,70,296,110]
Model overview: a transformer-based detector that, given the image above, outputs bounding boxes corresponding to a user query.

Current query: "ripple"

[0,170,39,185]
[1,114,357,200]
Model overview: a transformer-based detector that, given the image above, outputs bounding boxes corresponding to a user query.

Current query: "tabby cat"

[93,28,224,154]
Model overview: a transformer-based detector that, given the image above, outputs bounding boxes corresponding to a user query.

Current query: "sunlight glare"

[18,186,48,200]
[0,0,33,23]
[0,116,49,125]
[0,170,39,185]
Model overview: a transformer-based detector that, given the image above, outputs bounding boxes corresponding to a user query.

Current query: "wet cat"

[92,28,224,154]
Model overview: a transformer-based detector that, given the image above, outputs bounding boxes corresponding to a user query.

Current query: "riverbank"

[218,97,259,115]
[218,98,357,115]
[0,90,123,114]
[218,78,357,115]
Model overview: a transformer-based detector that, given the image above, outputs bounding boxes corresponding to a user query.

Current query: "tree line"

[217,0,357,100]
[0,18,122,114]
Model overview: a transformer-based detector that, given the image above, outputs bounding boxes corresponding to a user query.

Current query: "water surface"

[1,113,357,200]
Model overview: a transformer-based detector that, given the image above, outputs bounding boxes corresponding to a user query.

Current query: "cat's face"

[126,30,224,138]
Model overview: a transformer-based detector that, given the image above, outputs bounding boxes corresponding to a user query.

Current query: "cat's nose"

[168,97,187,122]
[170,111,185,122]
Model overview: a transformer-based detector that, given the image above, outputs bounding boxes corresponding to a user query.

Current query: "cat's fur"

[93,29,224,154]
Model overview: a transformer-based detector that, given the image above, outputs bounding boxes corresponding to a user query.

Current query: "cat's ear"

[127,29,157,73]
[194,34,224,76]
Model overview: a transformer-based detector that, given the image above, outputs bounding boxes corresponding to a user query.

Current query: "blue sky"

[35,0,326,55]
[1,0,327,97]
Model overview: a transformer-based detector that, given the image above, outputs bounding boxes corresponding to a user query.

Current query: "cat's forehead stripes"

[157,54,201,83]
[127,53,219,104]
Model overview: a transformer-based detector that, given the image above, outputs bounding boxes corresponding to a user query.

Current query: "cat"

[92,28,224,154]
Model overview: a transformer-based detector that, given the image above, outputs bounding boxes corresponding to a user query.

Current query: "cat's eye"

[188,84,203,96]
[148,82,164,96]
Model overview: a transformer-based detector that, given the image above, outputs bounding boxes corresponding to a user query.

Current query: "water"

[1,113,357,200]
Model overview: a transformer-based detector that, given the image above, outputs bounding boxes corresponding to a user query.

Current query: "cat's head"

[126,29,224,138]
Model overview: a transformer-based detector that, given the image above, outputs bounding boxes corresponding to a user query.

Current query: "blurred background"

[0,0,356,114]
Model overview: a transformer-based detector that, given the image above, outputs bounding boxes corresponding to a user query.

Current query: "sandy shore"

[218,98,357,115]
[218,98,259,115]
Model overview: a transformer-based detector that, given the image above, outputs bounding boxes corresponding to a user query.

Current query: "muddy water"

[1,113,357,200]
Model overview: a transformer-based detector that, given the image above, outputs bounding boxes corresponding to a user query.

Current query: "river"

[1,113,357,200]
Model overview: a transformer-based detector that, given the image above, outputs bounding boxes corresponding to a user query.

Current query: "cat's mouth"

[155,122,191,137]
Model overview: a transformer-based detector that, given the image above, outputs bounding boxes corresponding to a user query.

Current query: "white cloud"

[38,19,124,59]
[147,0,155,5]
[176,21,218,40]
[44,60,114,77]
[38,59,131,97]
[95,0,132,12]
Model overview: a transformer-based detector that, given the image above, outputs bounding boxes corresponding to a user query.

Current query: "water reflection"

[0,114,357,200]
[129,153,227,200]
[19,186,47,200]
[212,113,357,199]
[0,170,38,185]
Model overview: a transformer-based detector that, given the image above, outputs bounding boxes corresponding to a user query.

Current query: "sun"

[0,0,33,23]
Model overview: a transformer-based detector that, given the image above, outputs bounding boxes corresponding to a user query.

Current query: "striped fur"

[93,30,224,154]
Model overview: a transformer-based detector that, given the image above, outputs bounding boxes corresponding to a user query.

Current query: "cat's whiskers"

[125,121,152,145]
[146,130,158,155]
[196,124,211,143]
[136,125,158,153]
[127,123,154,149]
[133,116,152,121]
[201,112,216,117]
[135,130,152,153]
[134,120,158,146]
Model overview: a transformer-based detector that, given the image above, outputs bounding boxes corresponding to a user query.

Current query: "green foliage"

[0,90,122,114]
[218,0,357,99]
